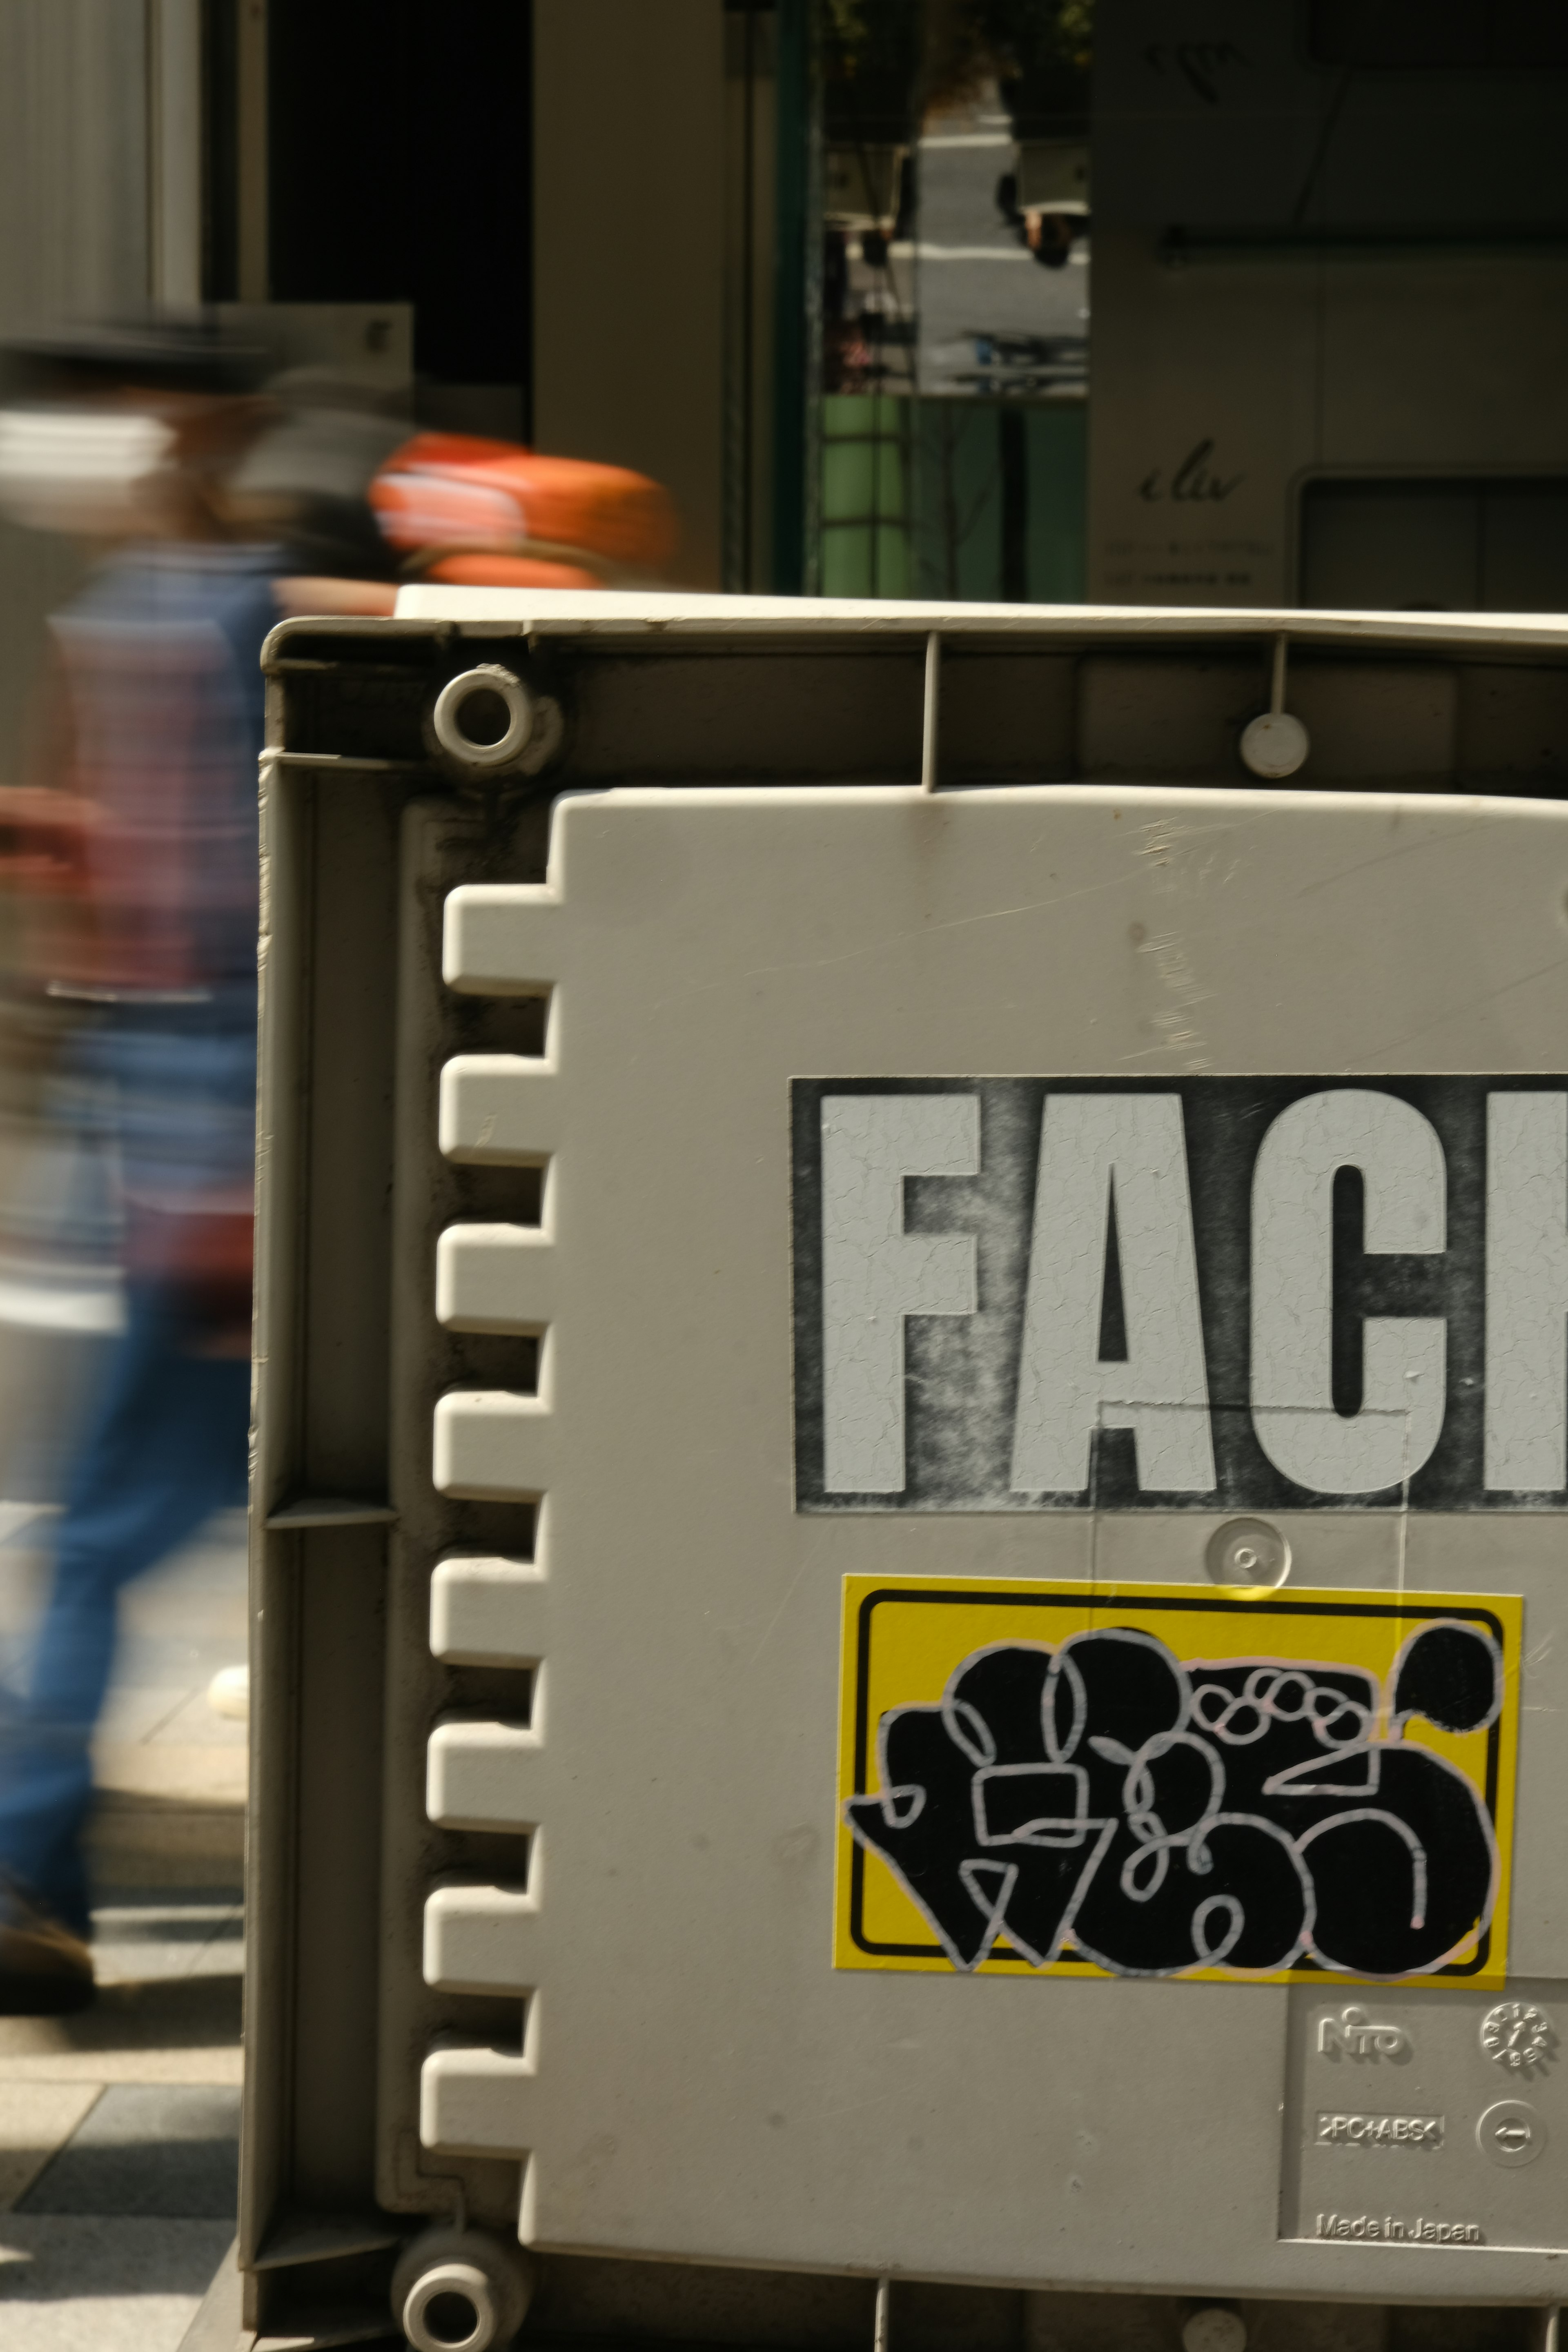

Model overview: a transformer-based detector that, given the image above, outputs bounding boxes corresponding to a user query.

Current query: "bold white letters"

[1010,1094,1214,1494]
[821,1094,979,1492]
[1251,1089,1445,1494]
[1486,1090,1568,1490]
[810,1082,1557,1507]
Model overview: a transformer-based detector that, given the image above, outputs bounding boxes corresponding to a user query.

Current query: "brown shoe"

[0,1875,94,2015]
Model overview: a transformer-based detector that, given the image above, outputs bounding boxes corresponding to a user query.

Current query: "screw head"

[1477,2099,1547,2167]
[1206,1516,1291,1590]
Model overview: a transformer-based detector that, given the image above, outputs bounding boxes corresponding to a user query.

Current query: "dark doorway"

[264,0,533,435]
[1300,477,1568,611]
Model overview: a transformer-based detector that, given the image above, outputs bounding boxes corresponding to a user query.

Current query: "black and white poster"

[791,1076,1568,1512]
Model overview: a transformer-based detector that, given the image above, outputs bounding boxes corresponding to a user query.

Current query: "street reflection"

[820,1,1091,601]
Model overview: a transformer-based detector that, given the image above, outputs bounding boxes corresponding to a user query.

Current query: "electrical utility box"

[245,593,1568,2352]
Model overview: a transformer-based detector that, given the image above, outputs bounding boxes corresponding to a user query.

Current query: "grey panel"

[249,600,1568,2340]
[20,2085,240,2219]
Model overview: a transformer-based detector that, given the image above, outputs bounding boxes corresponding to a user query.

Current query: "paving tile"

[18,2082,240,2218]
[146,1688,249,1749]
[112,1638,247,1691]
[95,1688,197,1747]
[118,1530,248,1646]
[0,1972,243,2085]
[92,1744,248,1806]
[0,2045,244,2089]
[111,1639,246,1693]
[0,1527,248,2333]
[180,1930,245,1986]
[0,2214,235,2351]
[88,1784,245,1882]
[91,1902,243,1991]
[0,2082,103,2211]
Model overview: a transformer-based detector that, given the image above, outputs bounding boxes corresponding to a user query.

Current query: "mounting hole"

[392,2229,533,2352]
[427,2294,481,2345]
[403,2263,497,2352]
[1240,710,1309,780]
[432,664,535,772]
[1205,1515,1291,1591]
[452,687,512,746]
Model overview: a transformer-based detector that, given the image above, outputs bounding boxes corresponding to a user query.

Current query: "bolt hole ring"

[402,2263,498,2352]
[1205,1515,1292,1590]
[432,665,535,771]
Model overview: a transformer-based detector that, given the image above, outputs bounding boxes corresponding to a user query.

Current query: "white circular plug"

[1240,710,1309,780]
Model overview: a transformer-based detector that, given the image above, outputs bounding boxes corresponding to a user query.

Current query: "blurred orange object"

[370,432,678,587]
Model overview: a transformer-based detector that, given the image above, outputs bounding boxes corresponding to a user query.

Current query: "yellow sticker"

[836,1579,1521,1989]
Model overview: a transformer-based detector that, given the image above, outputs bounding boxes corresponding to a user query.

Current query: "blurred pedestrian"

[0,320,278,2010]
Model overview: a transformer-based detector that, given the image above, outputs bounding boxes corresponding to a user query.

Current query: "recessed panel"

[1283,1980,1568,2251]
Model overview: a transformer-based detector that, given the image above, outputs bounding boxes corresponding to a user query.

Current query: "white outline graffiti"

[845,1620,1502,1981]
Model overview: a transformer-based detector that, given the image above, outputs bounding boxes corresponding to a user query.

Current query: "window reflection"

[818,2,1091,601]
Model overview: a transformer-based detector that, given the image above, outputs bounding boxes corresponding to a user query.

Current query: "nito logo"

[1318,2007,1410,2060]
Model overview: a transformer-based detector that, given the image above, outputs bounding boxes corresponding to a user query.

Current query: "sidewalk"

[0,1505,247,2351]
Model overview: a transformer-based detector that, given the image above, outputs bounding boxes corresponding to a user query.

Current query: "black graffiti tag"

[844,1623,1501,1979]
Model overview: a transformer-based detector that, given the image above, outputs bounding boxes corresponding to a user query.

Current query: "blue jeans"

[0,1280,249,1935]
